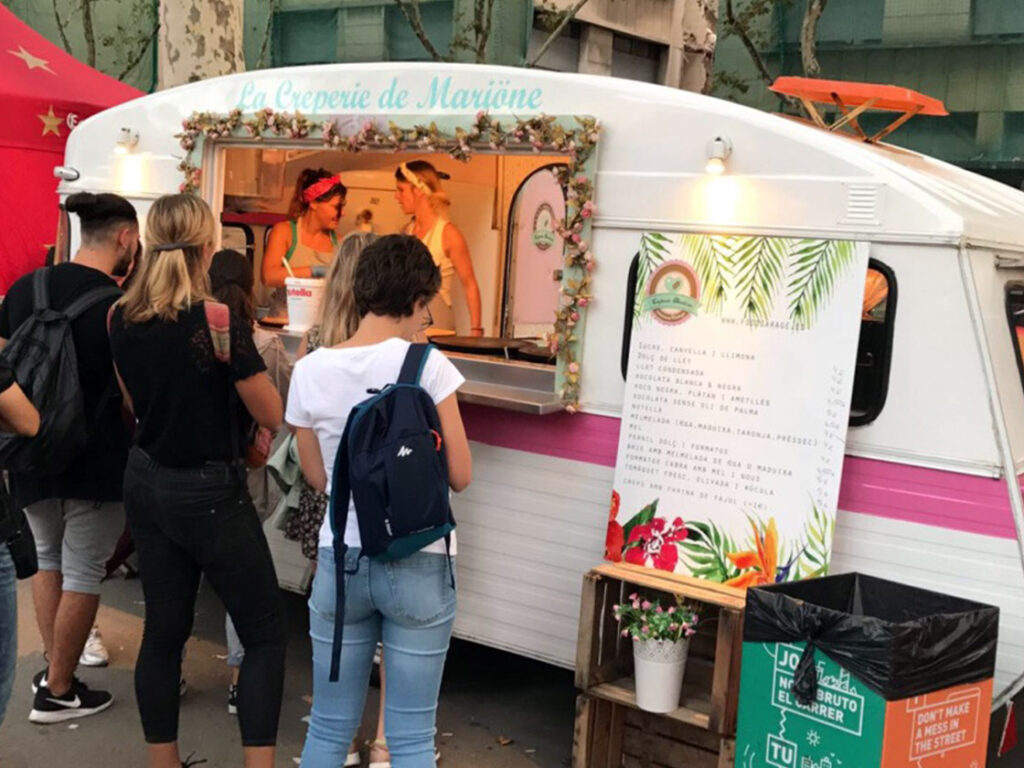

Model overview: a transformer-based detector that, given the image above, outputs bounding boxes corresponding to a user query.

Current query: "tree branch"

[723,0,776,90]
[51,0,73,54]
[800,0,828,76]
[80,0,96,67]
[526,0,591,68]
[392,0,445,62]
[116,19,159,80]
[257,0,277,68]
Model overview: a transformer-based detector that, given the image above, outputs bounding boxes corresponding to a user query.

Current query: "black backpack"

[327,343,455,681]
[0,268,120,475]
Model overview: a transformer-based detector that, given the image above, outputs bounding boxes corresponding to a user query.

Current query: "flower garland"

[176,109,600,411]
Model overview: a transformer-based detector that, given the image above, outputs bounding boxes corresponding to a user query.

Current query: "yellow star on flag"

[38,106,62,137]
[8,45,54,74]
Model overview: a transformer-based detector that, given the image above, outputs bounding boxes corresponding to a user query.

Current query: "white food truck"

[54,63,1024,725]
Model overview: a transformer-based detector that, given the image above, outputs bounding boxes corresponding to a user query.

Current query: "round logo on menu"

[644,261,702,325]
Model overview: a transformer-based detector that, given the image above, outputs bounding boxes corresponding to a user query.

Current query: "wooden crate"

[573,562,745,767]
[574,695,736,768]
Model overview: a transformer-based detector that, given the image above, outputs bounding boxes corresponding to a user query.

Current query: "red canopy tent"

[0,5,141,292]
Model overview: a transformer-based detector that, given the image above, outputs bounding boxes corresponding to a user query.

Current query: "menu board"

[605,233,869,586]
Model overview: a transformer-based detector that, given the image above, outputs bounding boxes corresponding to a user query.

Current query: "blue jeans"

[301,547,456,768]
[0,544,17,728]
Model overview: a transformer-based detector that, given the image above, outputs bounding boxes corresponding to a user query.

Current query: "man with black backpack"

[0,192,138,724]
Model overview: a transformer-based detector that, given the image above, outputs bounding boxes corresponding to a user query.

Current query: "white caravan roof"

[61,62,1024,250]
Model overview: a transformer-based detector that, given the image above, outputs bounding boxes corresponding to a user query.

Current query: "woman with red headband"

[262,169,347,288]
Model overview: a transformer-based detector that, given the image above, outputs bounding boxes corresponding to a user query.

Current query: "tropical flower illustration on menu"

[606,490,835,584]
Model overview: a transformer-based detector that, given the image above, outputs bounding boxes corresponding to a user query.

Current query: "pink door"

[504,166,566,338]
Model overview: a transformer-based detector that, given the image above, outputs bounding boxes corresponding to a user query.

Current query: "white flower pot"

[633,638,689,713]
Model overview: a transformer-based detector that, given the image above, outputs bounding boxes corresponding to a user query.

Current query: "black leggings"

[124,447,287,747]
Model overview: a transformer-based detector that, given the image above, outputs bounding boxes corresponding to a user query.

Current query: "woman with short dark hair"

[289,234,472,768]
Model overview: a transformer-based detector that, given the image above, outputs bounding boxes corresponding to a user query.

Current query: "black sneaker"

[30,667,47,694]
[227,684,238,715]
[28,678,113,723]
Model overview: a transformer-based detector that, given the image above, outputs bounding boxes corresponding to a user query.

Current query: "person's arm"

[294,426,326,492]
[0,382,39,436]
[236,373,283,430]
[262,222,312,288]
[443,224,483,336]
[436,393,471,492]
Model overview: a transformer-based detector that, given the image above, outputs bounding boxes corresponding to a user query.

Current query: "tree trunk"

[800,0,828,77]
[158,0,245,90]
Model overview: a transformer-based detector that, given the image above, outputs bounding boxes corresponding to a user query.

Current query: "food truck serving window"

[196,109,597,415]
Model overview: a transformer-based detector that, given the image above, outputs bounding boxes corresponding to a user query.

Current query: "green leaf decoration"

[732,236,786,323]
[635,233,672,323]
[787,239,857,328]
[797,501,834,580]
[686,234,733,316]
[621,499,659,548]
[681,520,740,583]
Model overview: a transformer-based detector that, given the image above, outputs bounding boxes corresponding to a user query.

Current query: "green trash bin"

[735,573,998,768]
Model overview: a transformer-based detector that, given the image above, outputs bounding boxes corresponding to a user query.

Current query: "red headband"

[302,174,342,203]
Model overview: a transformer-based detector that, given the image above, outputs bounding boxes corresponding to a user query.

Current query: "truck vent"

[843,184,880,225]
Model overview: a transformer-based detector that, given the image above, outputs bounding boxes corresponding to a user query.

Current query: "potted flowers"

[613,593,699,713]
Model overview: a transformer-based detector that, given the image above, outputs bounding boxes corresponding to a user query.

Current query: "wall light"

[706,136,733,175]
[53,166,80,182]
[115,127,139,155]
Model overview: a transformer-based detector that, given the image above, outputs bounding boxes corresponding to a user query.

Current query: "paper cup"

[284,277,324,332]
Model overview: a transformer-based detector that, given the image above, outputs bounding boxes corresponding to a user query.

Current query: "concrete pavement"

[0,574,575,768]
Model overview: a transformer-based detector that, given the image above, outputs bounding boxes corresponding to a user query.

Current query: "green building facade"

[6,0,532,94]
[714,0,1024,186]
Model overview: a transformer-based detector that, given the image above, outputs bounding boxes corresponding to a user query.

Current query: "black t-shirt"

[0,264,130,506]
[109,302,266,468]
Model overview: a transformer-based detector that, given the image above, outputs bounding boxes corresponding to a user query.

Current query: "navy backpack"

[328,343,455,681]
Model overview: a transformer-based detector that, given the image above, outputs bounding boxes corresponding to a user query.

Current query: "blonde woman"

[109,194,287,768]
[394,161,483,335]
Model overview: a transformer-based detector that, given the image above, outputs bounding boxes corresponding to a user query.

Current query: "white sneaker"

[79,627,109,667]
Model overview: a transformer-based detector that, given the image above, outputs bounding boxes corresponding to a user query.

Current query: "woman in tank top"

[262,168,346,289]
[394,161,483,335]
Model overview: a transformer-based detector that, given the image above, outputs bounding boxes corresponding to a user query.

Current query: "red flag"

[999,701,1018,757]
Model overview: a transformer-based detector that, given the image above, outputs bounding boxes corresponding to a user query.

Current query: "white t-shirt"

[285,337,465,553]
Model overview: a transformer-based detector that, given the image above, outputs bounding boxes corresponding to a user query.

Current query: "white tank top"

[419,219,454,308]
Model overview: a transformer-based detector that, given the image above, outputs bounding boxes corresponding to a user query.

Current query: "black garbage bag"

[744,572,999,706]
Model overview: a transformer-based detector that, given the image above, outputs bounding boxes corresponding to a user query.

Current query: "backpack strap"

[204,301,232,364]
[397,343,433,386]
[63,285,122,321]
[31,269,51,312]
[327,414,356,683]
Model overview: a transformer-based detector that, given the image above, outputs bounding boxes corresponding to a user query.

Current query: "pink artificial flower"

[568,362,580,374]
[578,298,589,307]
[628,593,638,601]
[641,601,652,610]
[656,606,663,614]
[641,625,649,634]
[576,174,587,184]
[668,607,676,614]
[571,233,581,244]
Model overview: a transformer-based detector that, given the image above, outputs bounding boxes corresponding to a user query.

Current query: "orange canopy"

[771,77,948,116]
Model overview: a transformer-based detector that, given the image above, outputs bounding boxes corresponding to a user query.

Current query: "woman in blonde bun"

[394,161,483,336]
